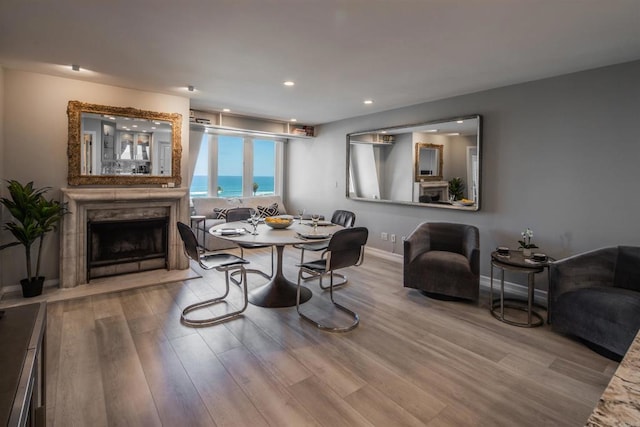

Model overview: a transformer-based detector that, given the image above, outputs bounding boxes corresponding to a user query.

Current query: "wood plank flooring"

[46,247,617,426]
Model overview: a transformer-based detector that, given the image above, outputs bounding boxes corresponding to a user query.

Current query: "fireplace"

[87,217,169,280]
[60,188,190,288]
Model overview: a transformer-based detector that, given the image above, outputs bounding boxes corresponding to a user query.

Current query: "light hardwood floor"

[46,247,617,426]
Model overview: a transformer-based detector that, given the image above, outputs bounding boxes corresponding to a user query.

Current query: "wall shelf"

[190,122,314,140]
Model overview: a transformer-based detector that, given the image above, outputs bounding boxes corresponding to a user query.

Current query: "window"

[217,135,244,197]
[252,139,276,196]
[190,131,283,198]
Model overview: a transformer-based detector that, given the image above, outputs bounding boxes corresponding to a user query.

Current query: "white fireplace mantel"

[60,187,190,288]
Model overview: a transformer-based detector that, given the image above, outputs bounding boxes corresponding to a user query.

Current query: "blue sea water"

[190,175,274,198]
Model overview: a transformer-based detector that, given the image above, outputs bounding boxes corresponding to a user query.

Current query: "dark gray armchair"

[403,222,480,301]
[549,246,640,359]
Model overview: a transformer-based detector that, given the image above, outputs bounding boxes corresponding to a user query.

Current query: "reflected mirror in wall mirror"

[347,114,481,210]
[67,101,182,185]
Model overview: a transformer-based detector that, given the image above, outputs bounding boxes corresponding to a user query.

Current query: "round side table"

[490,250,553,327]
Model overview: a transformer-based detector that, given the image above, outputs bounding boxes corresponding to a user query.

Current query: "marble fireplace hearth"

[60,187,190,288]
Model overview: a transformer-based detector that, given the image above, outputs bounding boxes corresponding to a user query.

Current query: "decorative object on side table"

[0,180,69,297]
[518,227,538,257]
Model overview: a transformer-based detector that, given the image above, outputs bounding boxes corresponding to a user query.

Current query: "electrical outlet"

[390,234,396,243]
[381,232,388,241]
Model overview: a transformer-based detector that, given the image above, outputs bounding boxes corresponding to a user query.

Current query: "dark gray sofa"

[549,246,640,359]
[403,222,480,301]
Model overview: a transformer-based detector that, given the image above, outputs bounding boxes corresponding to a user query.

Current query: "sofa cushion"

[213,207,231,220]
[614,246,640,292]
[192,197,241,219]
[257,202,280,218]
[241,196,287,214]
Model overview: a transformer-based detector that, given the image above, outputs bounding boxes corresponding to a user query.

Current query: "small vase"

[522,248,532,257]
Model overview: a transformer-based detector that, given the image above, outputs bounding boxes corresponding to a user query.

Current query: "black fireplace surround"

[87,217,168,280]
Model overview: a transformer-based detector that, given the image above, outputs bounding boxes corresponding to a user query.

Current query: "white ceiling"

[1,1,639,125]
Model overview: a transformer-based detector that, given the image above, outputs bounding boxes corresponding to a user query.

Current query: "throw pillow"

[257,203,279,218]
[614,246,640,292]
[213,207,230,220]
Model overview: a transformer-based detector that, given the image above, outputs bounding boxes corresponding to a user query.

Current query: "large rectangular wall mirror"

[347,114,481,210]
[67,101,182,185]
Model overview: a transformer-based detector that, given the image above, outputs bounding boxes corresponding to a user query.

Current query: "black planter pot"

[20,276,45,298]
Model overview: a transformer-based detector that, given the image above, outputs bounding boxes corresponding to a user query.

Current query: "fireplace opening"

[87,217,168,281]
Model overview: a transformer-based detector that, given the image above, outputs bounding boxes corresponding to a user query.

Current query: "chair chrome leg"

[230,246,274,285]
[296,269,359,333]
[181,267,248,327]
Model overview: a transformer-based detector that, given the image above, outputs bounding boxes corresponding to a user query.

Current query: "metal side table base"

[490,250,551,328]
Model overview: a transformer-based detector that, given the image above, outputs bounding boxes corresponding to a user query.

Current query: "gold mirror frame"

[414,143,444,182]
[67,100,182,186]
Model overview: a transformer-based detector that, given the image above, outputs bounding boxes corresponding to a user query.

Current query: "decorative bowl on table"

[264,216,293,229]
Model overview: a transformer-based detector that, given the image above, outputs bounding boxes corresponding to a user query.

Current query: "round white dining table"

[209,220,343,308]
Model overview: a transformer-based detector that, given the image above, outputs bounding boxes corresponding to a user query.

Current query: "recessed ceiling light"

[363,99,373,105]
[426,129,438,133]
[71,64,80,71]
[132,125,138,128]
[151,127,156,130]
[447,132,461,136]
[222,108,230,112]
[283,81,295,87]
[456,120,464,124]
[290,118,297,122]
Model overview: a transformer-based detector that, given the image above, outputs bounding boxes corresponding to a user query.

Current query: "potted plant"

[518,227,538,257]
[0,180,69,297]
[448,177,465,201]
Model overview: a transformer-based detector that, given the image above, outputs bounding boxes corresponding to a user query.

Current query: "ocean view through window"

[190,133,281,198]
[191,175,274,198]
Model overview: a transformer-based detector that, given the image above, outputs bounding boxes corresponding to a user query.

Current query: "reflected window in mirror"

[347,114,481,211]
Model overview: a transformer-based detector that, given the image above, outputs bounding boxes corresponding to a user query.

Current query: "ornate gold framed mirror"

[414,143,444,181]
[67,101,182,185]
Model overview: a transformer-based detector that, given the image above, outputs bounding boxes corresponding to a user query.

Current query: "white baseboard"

[366,246,548,306]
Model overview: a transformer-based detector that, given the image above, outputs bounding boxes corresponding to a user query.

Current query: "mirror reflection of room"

[80,112,172,176]
[347,115,480,210]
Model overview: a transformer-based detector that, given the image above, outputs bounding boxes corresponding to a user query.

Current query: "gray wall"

[285,60,640,286]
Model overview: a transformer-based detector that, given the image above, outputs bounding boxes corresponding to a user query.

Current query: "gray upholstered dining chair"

[294,209,356,289]
[177,222,249,326]
[403,222,480,301]
[296,227,368,332]
[225,207,274,284]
